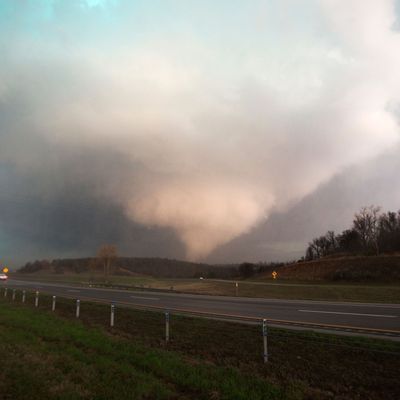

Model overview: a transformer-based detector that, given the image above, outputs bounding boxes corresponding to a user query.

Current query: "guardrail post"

[76,299,80,318]
[4,288,7,298]
[35,291,39,307]
[262,319,268,363]
[235,282,238,297]
[110,303,115,327]
[22,290,26,303]
[12,289,16,301]
[52,296,56,311]
[165,311,170,343]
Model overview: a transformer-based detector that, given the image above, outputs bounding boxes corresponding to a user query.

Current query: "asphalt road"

[3,279,400,337]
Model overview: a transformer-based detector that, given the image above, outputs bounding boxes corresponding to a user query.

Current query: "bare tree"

[306,230,338,260]
[353,206,381,255]
[97,244,117,280]
[378,211,400,252]
[325,231,337,252]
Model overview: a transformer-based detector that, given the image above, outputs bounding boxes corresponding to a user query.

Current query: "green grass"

[13,271,400,303]
[1,292,400,399]
[0,302,288,400]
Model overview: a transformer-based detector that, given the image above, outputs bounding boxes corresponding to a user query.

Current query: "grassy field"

[12,271,400,303]
[1,292,400,399]
[0,303,286,400]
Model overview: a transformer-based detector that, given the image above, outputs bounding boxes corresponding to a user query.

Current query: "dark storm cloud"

[208,144,400,263]
[0,145,185,265]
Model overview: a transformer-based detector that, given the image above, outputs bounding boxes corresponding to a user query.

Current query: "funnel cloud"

[0,1,399,263]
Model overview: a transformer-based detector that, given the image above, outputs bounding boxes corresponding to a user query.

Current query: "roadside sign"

[272,271,277,280]
[2,267,8,274]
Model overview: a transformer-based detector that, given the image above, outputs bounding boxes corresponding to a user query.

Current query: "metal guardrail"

[3,284,400,338]
[2,287,400,361]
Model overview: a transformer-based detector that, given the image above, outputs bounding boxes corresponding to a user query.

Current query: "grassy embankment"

[12,271,400,303]
[268,255,400,282]
[1,292,400,399]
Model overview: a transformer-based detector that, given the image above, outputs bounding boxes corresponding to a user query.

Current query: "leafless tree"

[97,244,117,280]
[306,230,338,260]
[353,206,381,255]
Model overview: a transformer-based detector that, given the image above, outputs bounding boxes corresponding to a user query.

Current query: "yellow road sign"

[2,267,9,273]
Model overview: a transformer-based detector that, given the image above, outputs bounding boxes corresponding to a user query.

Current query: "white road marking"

[298,309,397,318]
[130,295,159,301]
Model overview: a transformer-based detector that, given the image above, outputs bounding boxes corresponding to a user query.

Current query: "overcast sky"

[1,0,400,267]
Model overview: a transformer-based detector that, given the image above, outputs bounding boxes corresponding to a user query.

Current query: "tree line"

[305,206,400,260]
[18,244,287,280]
[18,244,238,279]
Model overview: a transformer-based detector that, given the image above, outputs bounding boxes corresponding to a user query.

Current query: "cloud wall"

[0,0,399,260]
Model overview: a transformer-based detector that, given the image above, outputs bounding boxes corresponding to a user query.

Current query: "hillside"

[18,257,237,279]
[268,255,400,282]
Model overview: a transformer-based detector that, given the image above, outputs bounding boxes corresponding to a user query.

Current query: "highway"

[3,279,400,338]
